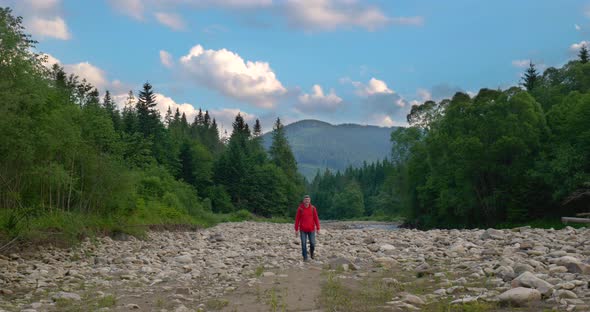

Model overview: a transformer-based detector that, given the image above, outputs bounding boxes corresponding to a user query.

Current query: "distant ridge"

[262,119,396,180]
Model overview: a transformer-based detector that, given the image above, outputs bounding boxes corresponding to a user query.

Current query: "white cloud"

[296,84,343,113]
[369,113,405,127]
[159,50,174,68]
[168,0,273,9]
[575,24,581,31]
[28,16,71,40]
[107,0,420,32]
[108,0,144,20]
[347,77,394,96]
[6,0,72,40]
[283,0,421,31]
[209,108,258,137]
[512,59,531,68]
[63,62,108,90]
[41,53,125,93]
[154,12,186,31]
[570,40,589,52]
[40,53,61,68]
[107,0,270,26]
[284,0,387,31]
[178,44,286,108]
[154,93,200,121]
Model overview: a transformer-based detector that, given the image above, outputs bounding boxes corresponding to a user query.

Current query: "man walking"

[294,195,320,261]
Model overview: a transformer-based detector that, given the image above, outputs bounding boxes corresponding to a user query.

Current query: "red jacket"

[294,203,320,232]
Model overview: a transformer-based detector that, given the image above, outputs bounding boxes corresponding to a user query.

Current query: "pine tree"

[196,108,204,126]
[521,62,538,91]
[87,88,100,106]
[164,106,173,127]
[579,45,589,64]
[122,90,137,133]
[253,119,262,137]
[173,108,181,125]
[136,82,159,138]
[204,110,211,128]
[269,117,297,179]
[102,90,121,131]
[232,113,251,138]
[181,112,188,129]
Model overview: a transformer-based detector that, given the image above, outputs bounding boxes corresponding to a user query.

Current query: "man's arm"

[294,207,301,235]
[314,206,320,234]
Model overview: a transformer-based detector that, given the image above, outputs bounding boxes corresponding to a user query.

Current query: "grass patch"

[318,272,353,311]
[213,209,291,224]
[96,295,116,308]
[265,287,287,312]
[496,218,587,230]
[205,299,229,310]
[254,265,265,277]
[422,301,498,312]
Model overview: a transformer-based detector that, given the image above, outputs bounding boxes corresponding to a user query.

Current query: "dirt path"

[219,263,325,312]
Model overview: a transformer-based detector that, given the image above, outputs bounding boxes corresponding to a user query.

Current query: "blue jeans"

[300,231,315,260]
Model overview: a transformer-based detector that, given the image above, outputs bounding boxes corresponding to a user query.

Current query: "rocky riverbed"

[1,222,589,311]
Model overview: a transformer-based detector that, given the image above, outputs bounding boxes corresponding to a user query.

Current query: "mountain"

[262,119,396,180]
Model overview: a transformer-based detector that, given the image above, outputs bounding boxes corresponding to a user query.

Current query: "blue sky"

[3,0,589,134]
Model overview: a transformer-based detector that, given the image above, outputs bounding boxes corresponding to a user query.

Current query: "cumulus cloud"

[296,84,343,113]
[209,108,258,137]
[153,93,201,121]
[283,0,389,31]
[369,113,401,127]
[570,40,589,52]
[28,16,71,39]
[154,12,186,31]
[178,44,286,108]
[63,62,108,90]
[108,0,421,32]
[350,77,394,96]
[41,53,61,67]
[342,77,408,125]
[7,0,72,40]
[41,53,128,94]
[165,0,273,9]
[159,50,174,68]
[283,0,422,31]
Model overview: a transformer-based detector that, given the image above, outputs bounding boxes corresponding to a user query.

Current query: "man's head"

[303,195,311,206]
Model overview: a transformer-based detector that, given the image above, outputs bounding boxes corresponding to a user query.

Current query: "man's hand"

[295,230,298,238]
[316,229,320,235]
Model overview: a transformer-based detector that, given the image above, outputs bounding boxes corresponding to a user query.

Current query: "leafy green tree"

[332,181,365,218]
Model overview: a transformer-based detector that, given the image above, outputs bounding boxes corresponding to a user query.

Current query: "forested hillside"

[262,120,395,180]
[309,57,590,228]
[0,8,304,243]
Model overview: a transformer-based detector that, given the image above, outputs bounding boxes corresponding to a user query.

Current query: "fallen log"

[561,217,590,224]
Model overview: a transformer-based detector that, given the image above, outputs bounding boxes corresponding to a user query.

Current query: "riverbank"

[0,222,589,311]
